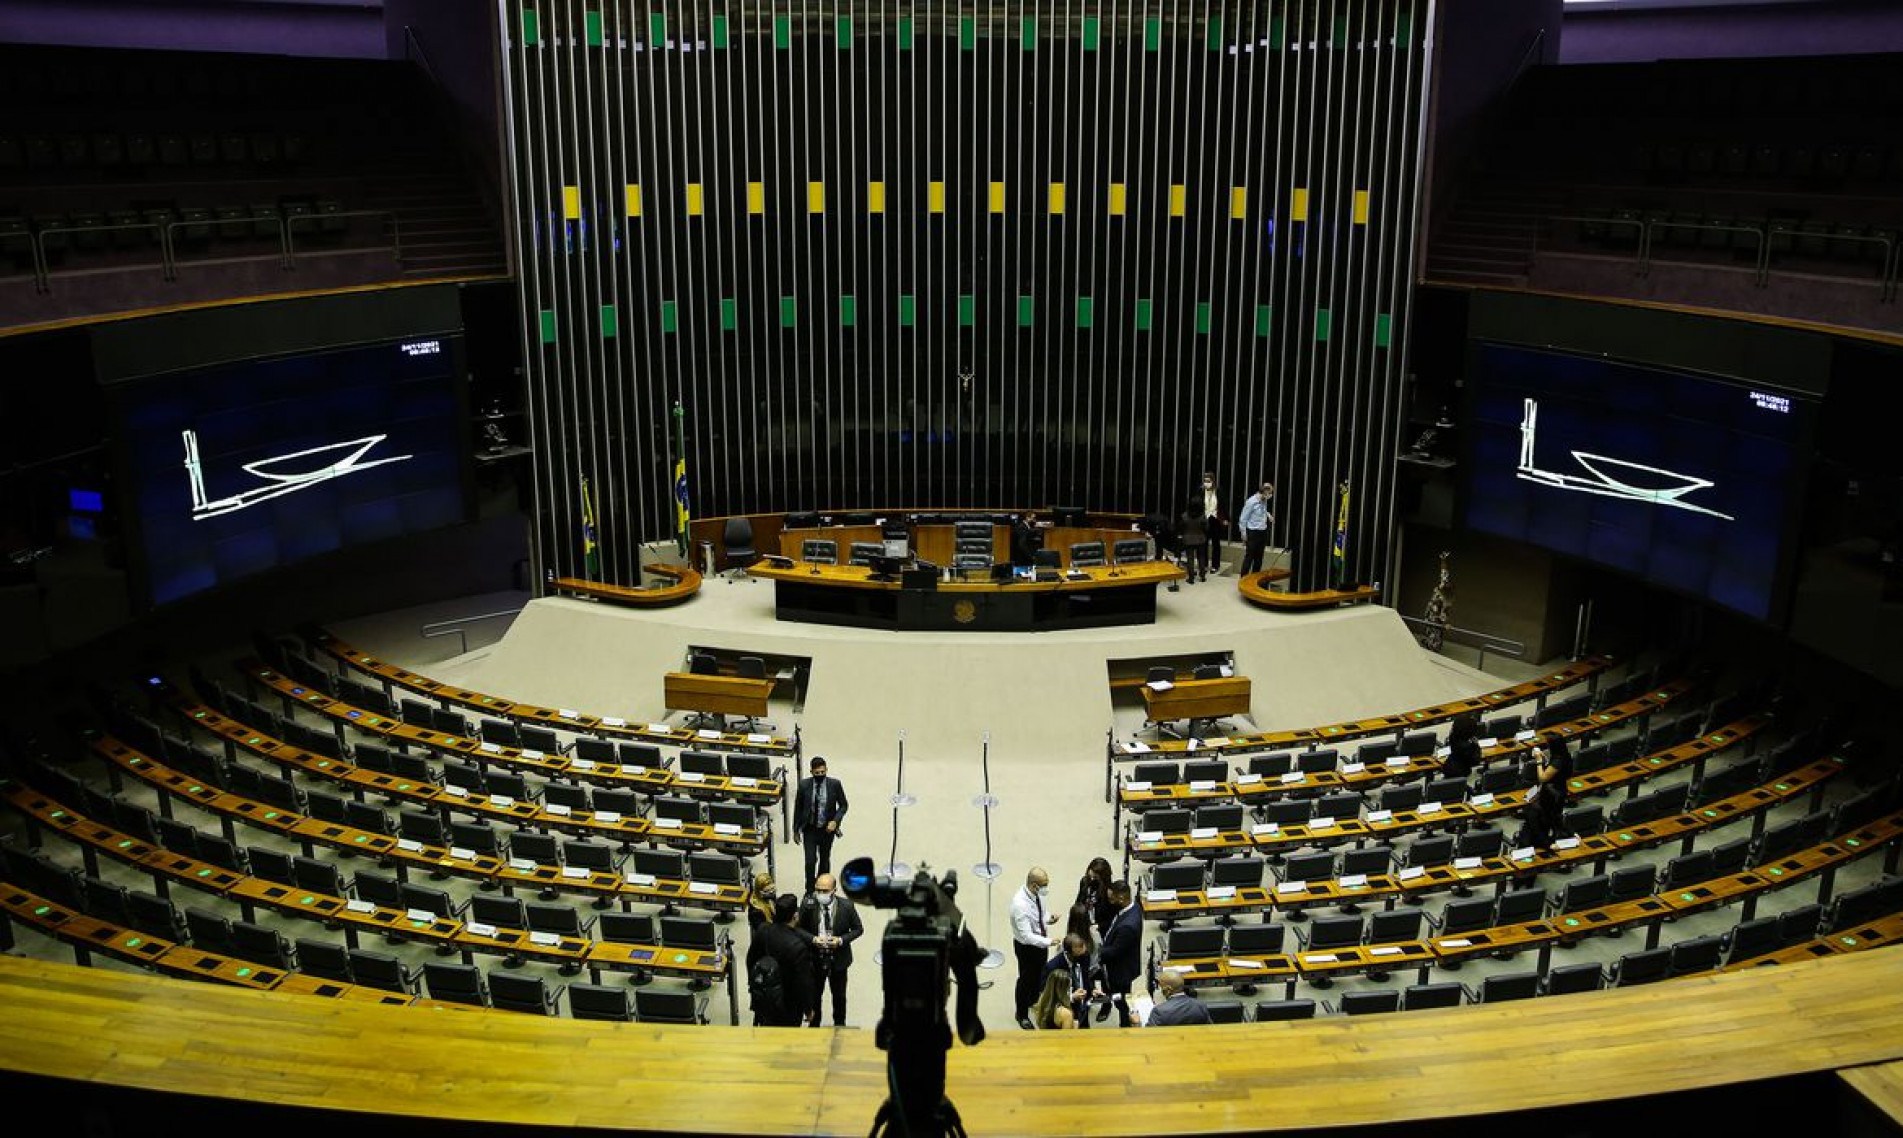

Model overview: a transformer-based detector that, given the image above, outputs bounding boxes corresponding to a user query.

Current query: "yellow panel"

[1353,189,1371,225]
[1048,182,1065,215]
[562,185,581,220]
[928,180,946,214]
[686,182,704,216]
[1169,183,1187,218]
[747,181,766,215]
[1291,187,1309,222]
[624,183,642,217]
[808,181,826,214]
[867,180,886,214]
[1230,186,1248,220]
[1108,182,1127,216]
[989,180,1006,214]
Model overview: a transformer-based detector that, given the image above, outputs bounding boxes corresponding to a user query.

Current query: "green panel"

[1195,301,1212,334]
[960,15,976,50]
[599,303,617,338]
[1017,295,1034,327]
[712,14,729,49]
[898,16,913,50]
[719,297,737,331]
[538,309,556,343]
[1076,295,1094,328]
[1255,304,1273,337]
[1022,16,1036,51]
[1315,308,1333,341]
[1397,9,1413,46]
[522,9,539,46]
[780,296,798,328]
[958,294,976,327]
[585,10,602,46]
[898,294,916,326]
[659,300,678,334]
[1135,298,1153,331]
[1207,17,1223,51]
[1144,17,1161,51]
[837,16,852,49]
[1082,16,1100,51]
[649,12,665,47]
[1374,313,1393,348]
[1334,14,1349,46]
[840,294,857,326]
[1271,15,1285,49]
[774,14,791,48]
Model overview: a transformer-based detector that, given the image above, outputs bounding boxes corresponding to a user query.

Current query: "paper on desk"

[1189,780,1217,791]
[730,776,757,787]
[1275,881,1308,894]
[594,811,622,824]
[1123,780,1153,792]
[1234,773,1262,785]
[521,749,544,760]
[1365,810,1393,824]
[1146,889,1178,903]
[677,770,706,782]
[689,882,719,895]
[1397,866,1426,881]
[508,857,537,871]
[1515,729,1538,742]
[1206,886,1237,899]
[653,817,682,828]
[450,847,477,861]
[624,872,656,886]
[346,899,377,913]
[1369,946,1403,957]
[747,733,772,744]
[465,921,497,937]
[569,758,595,771]
[601,716,627,727]
[562,866,589,879]
[697,729,722,739]
[1340,874,1369,889]
[396,838,424,852]
[1122,740,1151,754]
[714,823,742,835]
[529,932,562,946]
[1479,737,1499,749]
[405,908,436,923]
[1146,680,1174,691]
[479,742,502,754]
[559,708,580,719]
[1189,827,1218,839]
[1453,856,1483,870]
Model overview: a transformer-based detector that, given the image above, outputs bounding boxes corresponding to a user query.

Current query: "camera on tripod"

[840,856,986,1138]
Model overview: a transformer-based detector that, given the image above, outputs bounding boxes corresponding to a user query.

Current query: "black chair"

[633,987,708,1024]
[185,908,236,955]
[1069,541,1106,568]
[424,960,489,1006]
[687,852,746,887]
[1298,750,1341,776]
[1253,998,1316,1021]
[679,750,726,777]
[1203,998,1247,1024]
[1493,887,1547,928]
[297,938,354,984]
[1608,946,1672,987]
[1465,971,1539,1004]
[847,542,887,566]
[706,802,759,831]
[293,856,351,899]
[229,920,296,970]
[572,738,616,765]
[1721,915,1783,964]
[1669,934,1725,976]
[528,901,598,952]
[1210,856,1265,889]
[632,849,688,880]
[1550,873,1611,915]
[569,982,635,1021]
[1131,761,1182,786]
[562,840,627,886]
[801,538,839,565]
[1332,990,1401,1016]
[1226,923,1285,957]
[1404,834,1456,869]
[1541,961,1604,995]
[1401,982,1464,1011]
[660,915,719,952]
[80,877,133,927]
[542,781,593,812]
[471,893,530,933]
[1193,804,1244,832]
[246,846,297,886]
[1278,851,1336,885]
[1112,538,1150,564]
[722,516,757,578]
[1164,926,1225,960]
[1247,752,1293,779]
[348,948,422,994]
[489,970,563,1015]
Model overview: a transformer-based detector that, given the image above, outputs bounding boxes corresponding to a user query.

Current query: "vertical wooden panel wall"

[502,1,1431,591]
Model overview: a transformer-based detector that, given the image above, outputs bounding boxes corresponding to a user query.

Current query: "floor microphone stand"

[972,731,1005,969]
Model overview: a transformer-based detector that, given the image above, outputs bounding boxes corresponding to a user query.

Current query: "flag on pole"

[672,402,691,557]
[1330,480,1351,589]
[580,475,601,579]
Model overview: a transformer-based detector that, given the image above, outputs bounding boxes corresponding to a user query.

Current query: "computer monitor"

[868,554,905,581]
[882,538,909,558]
[1051,505,1086,528]
[900,565,938,590]
[989,562,1017,584]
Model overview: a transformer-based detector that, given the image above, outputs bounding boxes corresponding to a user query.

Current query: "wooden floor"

[4,945,1903,1135]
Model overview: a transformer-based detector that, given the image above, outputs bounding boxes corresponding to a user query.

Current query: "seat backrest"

[488,971,556,1014]
[634,988,700,1024]
[1254,998,1316,1021]
[1402,982,1463,1011]
[1609,863,1657,901]
[1280,851,1336,884]
[632,848,687,879]
[1226,923,1285,956]
[1723,915,1783,963]
[1194,804,1244,832]
[1165,926,1225,959]
[1494,887,1547,925]
[1478,971,1540,1002]
[1777,902,1823,945]
[679,750,726,777]
[1132,761,1181,786]
[723,516,754,547]
[1181,759,1229,785]
[726,752,773,780]
[1406,834,1456,868]
[1146,808,1192,835]
[424,961,487,1005]
[1611,946,1672,986]
[688,852,744,885]
[1203,999,1246,1024]
[568,982,634,1022]
[1439,896,1496,935]
[562,840,618,871]
[509,831,562,865]
[801,538,838,564]
[1662,849,1714,889]
[1543,961,1604,995]
[654,795,704,824]
[347,948,413,993]
[1339,989,1401,1015]
[1339,845,1392,877]
[599,910,657,945]
[296,937,353,982]
[1298,749,1340,775]
[1150,860,1206,892]
[1556,873,1611,912]
[246,845,296,885]
[471,893,528,930]
[1669,934,1724,975]
[660,915,717,950]
[706,802,759,831]
[526,901,584,936]
[401,882,455,919]
[1306,914,1364,950]
[1210,856,1265,887]
[1368,906,1424,943]
[1262,799,1313,826]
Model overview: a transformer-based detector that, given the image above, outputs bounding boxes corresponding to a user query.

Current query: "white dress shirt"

[1009,885,1053,948]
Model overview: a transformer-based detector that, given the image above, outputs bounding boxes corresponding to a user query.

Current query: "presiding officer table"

[747,559,1185,631]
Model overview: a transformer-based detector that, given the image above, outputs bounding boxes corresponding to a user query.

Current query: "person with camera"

[794,755,850,892]
[1096,880,1144,1027]
[747,893,816,1027]
[798,872,863,1027]
[1009,866,1060,1029]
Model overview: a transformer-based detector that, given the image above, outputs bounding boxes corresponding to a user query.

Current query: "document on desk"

[1146,680,1174,691]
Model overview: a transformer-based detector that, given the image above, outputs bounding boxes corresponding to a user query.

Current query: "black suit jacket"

[1098,905,1144,990]
[795,775,849,835]
[746,921,816,1025]
[797,892,864,967]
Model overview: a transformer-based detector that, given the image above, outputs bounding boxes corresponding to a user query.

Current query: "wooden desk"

[1238,570,1381,609]
[550,560,701,607]
[749,558,1184,631]
[1140,677,1252,727]
[663,672,773,719]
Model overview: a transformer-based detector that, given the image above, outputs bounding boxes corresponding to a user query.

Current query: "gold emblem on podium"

[953,599,977,624]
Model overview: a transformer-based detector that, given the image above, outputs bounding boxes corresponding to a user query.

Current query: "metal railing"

[1537,213,1899,302]
[1399,614,1526,671]
[419,606,525,656]
[22,210,402,294]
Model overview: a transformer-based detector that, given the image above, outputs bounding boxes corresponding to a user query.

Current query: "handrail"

[31,221,168,293]
[418,605,524,656]
[1397,614,1526,670]
[1537,212,1897,301]
[285,209,404,264]
[1645,218,1767,286]
[163,214,290,278]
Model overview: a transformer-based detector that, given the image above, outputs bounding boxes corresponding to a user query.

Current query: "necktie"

[1034,890,1044,926]
[821,903,831,939]
[814,781,826,825]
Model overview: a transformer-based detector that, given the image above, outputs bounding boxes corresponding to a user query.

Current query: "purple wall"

[1427,0,1566,231]
[1561,0,1903,64]
[0,0,388,59]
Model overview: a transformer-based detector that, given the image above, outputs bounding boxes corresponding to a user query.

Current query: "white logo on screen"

[401,340,442,356]
[183,429,412,520]
[1515,399,1734,521]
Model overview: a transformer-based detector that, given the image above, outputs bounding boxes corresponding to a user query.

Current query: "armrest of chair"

[1459,982,1482,1004]
[546,984,567,1015]
[1320,999,1338,1016]
[1420,910,1444,932]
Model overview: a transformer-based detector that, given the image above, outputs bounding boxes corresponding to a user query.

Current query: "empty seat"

[1253,998,1316,1021]
[1401,982,1463,1011]
[1164,926,1226,960]
[1226,923,1285,956]
[1541,962,1604,995]
[1668,934,1725,976]
[488,970,563,1015]
[348,948,422,994]
[296,938,354,984]
[633,988,707,1024]
[1466,971,1539,1003]
[1210,856,1265,889]
[1334,990,1401,1016]
[1150,860,1207,892]
[568,982,635,1021]
[1609,946,1672,987]
[423,960,489,1006]
[1203,998,1246,1024]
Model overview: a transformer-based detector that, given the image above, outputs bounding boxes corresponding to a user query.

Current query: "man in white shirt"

[1009,866,1058,1029]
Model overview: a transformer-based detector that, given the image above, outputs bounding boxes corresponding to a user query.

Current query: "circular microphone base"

[889,793,917,808]
[971,860,1003,880]
[885,861,913,879]
[977,947,1006,970]
[971,793,999,809]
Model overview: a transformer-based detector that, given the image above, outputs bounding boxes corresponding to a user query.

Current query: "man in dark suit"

[1096,879,1143,1027]
[793,755,849,892]
[746,893,815,1027]
[797,872,864,1027]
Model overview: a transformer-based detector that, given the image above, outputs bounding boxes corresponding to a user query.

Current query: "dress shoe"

[1017,1015,1035,1030]
[1094,1000,1113,1023]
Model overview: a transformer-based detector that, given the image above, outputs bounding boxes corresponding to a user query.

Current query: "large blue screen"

[1462,342,1814,623]
[114,337,468,607]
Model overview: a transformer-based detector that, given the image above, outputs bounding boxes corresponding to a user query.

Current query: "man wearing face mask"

[1010,866,1060,1029]
[797,872,864,1027]
[1200,472,1231,576]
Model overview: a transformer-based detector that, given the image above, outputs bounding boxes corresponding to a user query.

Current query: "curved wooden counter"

[1238,569,1381,609]
[2,945,1902,1135]
[551,559,702,607]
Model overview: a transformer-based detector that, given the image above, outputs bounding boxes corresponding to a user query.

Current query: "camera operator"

[798,872,863,1027]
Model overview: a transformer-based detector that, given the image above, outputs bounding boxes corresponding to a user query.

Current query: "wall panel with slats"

[502,1,1432,591]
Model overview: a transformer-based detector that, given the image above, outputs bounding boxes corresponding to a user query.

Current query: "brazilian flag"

[1330,480,1351,589]
[580,475,601,579]
[672,402,691,557]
